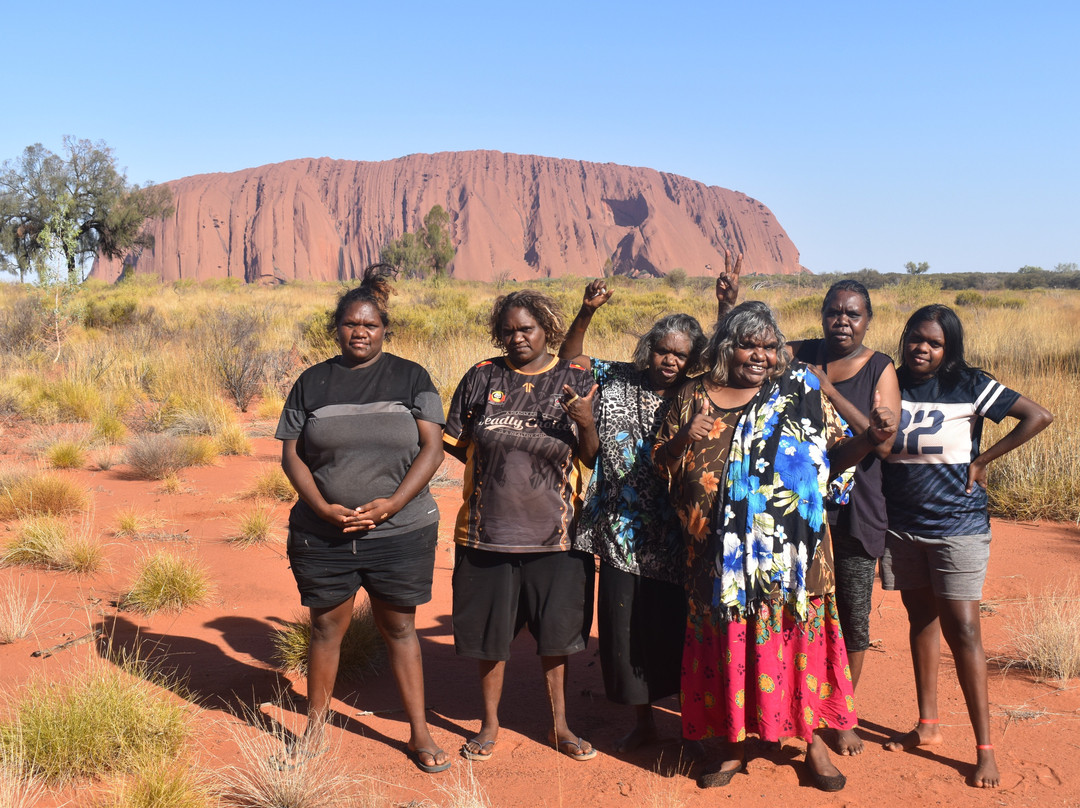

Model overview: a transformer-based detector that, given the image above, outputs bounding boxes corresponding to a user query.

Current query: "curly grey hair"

[704,301,789,386]
[631,313,707,374]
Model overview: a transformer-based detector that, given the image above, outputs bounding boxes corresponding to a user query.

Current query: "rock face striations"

[91,151,803,283]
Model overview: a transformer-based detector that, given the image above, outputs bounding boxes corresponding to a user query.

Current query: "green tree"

[0,137,173,283]
[380,204,455,279]
[904,261,930,275]
[1054,262,1078,273]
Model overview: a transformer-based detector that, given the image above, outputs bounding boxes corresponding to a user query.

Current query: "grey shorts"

[880,529,992,601]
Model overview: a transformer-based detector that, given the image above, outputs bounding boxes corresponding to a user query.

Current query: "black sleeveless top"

[795,340,892,557]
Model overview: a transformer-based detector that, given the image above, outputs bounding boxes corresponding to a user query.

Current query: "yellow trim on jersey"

[504,354,559,375]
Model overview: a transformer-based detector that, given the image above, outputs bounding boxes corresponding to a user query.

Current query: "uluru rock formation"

[91,151,804,283]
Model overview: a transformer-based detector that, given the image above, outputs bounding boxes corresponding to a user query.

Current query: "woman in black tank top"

[788,280,900,756]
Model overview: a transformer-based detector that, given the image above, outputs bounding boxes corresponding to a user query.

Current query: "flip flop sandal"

[461,737,496,761]
[408,745,452,773]
[555,737,597,761]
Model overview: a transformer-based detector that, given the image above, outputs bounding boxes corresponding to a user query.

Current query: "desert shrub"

[272,600,384,681]
[124,434,215,480]
[0,473,89,521]
[45,440,88,470]
[662,267,688,291]
[1006,579,1080,683]
[0,581,49,644]
[245,466,296,501]
[121,552,210,614]
[201,309,271,412]
[2,516,103,574]
[955,290,983,307]
[0,665,188,785]
[297,309,338,364]
[230,503,277,547]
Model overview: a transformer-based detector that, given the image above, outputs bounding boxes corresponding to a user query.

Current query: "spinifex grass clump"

[230,503,278,547]
[0,665,189,785]
[245,466,297,502]
[272,600,385,681]
[1007,579,1080,684]
[98,759,216,808]
[121,552,211,614]
[0,471,89,521]
[218,720,362,808]
[2,516,103,574]
[0,760,45,808]
[45,439,88,470]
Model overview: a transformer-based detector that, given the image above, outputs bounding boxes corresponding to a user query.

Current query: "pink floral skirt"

[681,594,856,743]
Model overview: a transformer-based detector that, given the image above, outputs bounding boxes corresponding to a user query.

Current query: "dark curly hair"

[488,290,566,349]
[333,263,398,328]
[631,313,707,375]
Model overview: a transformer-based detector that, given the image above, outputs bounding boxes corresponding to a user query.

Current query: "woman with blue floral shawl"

[655,302,895,792]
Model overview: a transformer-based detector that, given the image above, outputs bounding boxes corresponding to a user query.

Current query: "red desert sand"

[1,426,1077,808]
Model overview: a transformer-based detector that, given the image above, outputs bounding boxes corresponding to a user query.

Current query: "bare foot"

[884,721,943,752]
[835,727,864,756]
[613,723,659,753]
[971,747,1000,788]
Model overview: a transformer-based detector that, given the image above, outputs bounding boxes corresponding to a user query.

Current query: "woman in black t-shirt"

[275,265,449,773]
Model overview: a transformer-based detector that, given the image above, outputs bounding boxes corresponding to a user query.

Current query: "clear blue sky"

[5,0,1077,275]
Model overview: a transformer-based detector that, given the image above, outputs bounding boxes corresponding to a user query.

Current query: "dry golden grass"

[0,580,50,644]
[97,759,216,808]
[218,720,363,808]
[0,278,1074,521]
[245,466,297,502]
[1006,578,1080,684]
[2,515,103,574]
[272,600,385,681]
[0,471,89,521]
[230,502,279,547]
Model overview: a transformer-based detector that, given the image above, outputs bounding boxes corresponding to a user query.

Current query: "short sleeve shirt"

[574,360,683,585]
[884,370,1019,537]
[275,353,445,540]
[444,355,596,553]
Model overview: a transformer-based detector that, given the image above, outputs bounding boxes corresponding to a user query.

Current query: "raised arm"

[558,279,614,365]
[715,249,743,322]
[966,395,1053,493]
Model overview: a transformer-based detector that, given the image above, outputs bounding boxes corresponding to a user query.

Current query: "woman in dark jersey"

[788,280,900,756]
[275,265,449,773]
[444,290,601,763]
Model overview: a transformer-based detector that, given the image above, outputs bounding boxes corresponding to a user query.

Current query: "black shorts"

[832,521,877,652]
[452,546,595,661]
[286,522,438,609]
